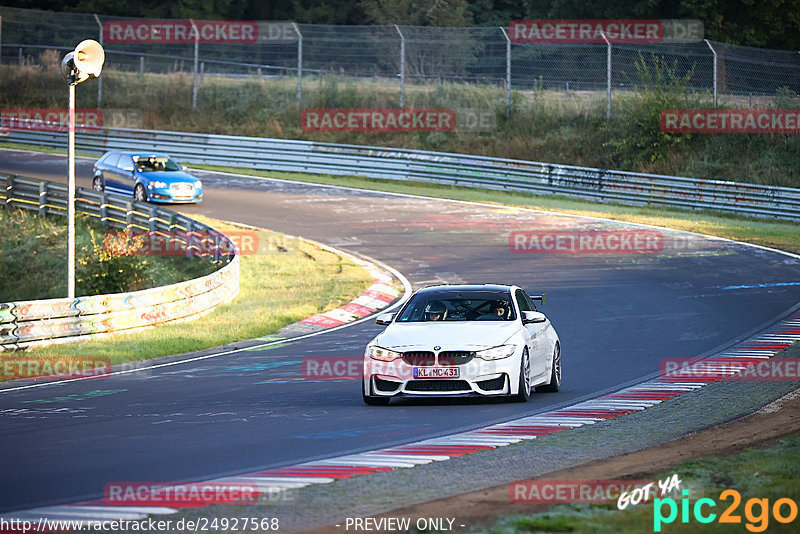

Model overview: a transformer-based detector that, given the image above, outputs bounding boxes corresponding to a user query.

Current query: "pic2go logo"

[653,490,798,532]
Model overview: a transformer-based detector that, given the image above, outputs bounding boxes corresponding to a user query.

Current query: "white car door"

[516,289,548,379]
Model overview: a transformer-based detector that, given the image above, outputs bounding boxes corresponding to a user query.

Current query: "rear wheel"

[92,176,103,192]
[511,348,531,402]
[362,379,390,406]
[536,344,561,393]
[134,183,147,202]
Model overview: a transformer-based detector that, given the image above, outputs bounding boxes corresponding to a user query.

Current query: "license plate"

[413,367,459,379]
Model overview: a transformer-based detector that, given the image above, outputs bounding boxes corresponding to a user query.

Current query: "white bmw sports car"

[363,284,561,405]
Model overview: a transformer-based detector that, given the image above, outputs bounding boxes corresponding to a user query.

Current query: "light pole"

[61,39,105,299]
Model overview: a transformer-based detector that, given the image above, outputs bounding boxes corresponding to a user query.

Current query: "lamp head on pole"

[61,39,105,85]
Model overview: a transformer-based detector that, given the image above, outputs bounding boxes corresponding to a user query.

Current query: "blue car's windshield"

[397,291,515,322]
[133,156,181,172]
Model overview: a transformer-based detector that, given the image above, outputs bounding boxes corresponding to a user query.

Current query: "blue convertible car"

[92,151,203,203]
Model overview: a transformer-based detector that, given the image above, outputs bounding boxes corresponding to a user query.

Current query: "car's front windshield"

[396,291,515,322]
[133,156,181,172]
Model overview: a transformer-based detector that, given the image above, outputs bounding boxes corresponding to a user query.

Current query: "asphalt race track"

[2,149,800,513]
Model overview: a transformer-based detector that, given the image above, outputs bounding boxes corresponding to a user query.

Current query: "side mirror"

[375,313,395,326]
[522,311,547,324]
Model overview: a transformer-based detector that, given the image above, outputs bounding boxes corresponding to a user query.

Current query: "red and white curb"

[278,240,404,335]
[3,314,797,528]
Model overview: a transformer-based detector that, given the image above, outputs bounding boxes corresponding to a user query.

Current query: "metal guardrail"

[4,125,799,221]
[0,174,239,350]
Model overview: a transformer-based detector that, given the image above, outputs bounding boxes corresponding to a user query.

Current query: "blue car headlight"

[149,181,168,189]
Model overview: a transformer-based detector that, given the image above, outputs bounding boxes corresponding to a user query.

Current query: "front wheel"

[536,344,561,393]
[134,183,147,202]
[511,348,531,402]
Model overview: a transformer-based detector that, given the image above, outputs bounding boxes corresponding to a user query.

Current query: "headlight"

[475,345,516,361]
[149,181,167,189]
[368,346,402,362]
[194,180,202,188]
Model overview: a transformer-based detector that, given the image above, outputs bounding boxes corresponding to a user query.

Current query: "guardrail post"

[185,219,194,257]
[38,181,47,216]
[395,25,405,107]
[99,192,108,226]
[704,39,718,107]
[500,26,512,118]
[5,175,14,209]
[139,56,144,78]
[148,207,157,232]
[125,200,134,233]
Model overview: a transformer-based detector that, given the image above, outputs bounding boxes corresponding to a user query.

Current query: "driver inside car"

[492,301,509,320]
[424,301,447,321]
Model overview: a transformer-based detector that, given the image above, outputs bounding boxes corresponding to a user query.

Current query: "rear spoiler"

[530,293,546,305]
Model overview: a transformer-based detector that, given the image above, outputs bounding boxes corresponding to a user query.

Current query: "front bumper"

[363,354,518,397]
[148,186,203,203]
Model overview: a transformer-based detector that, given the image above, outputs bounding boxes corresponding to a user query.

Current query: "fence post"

[499,26,512,118]
[395,24,405,107]
[601,31,611,120]
[292,23,302,109]
[139,56,144,77]
[190,19,199,111]
[704,39,718,106]
[94,14,103,106]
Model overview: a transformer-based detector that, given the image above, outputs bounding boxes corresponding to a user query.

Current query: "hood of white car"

[374,321,519,351]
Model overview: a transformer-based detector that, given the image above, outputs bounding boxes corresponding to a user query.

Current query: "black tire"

[362,379,390,406]
[92,176,104,192]
[536,343,561,393]
[511,348,531,402]
[134,183,147,202]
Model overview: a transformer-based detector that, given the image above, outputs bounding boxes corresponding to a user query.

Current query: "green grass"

[479,434,800,533]
[0,208,216,301]
[194,165,800,256]
[4,215,374,370]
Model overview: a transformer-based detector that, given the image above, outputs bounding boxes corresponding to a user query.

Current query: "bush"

[602,54,706,170]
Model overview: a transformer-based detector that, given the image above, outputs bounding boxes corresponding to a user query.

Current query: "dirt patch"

[303,387,800,532]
